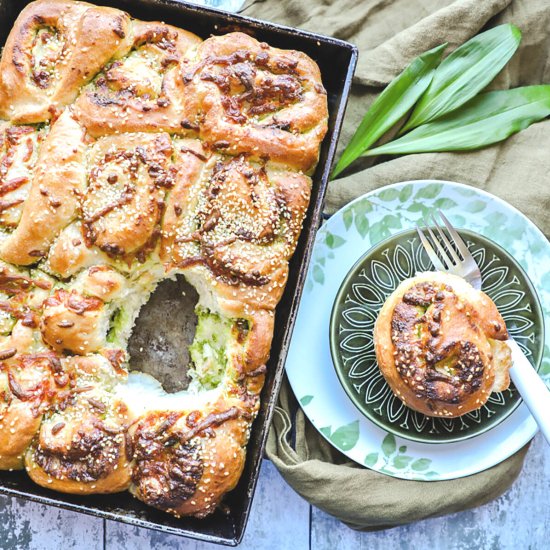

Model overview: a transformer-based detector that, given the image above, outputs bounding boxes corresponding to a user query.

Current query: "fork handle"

[507,339,550,445]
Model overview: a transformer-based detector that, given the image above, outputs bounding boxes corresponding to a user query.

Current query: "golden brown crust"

[162,150,311,315]
[232,309,274,396]
[182,32,328,174]
[76,265,127,301]
[374,272,511,418]
[0,109,86,265]
[0,123,44,230]
[25,355,132,494]
[240,309,274,375]
[82,132,173,260]
[0,351,70,469]
[129,399,249,518]
[0,260,57,451]
[26,421,131,494]
[0,0,132,123]
[0,400,42,470]
[74,21,201,136]
[45,222,109,279]
[40,289,107,355]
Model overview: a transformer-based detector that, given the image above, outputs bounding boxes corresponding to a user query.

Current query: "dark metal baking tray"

[0,0,357,545]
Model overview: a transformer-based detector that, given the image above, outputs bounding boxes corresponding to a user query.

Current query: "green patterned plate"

[329,228,544,444]
[285,180,550,481]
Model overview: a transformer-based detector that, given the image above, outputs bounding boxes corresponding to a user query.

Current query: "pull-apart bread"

[0,0,328,518]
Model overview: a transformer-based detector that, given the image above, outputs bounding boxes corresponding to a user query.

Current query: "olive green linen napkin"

[242,0,550,530]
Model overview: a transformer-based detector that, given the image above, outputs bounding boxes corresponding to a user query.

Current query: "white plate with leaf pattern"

[285,180,550,480]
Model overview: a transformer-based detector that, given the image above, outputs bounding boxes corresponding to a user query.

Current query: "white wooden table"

[0,433,548,549]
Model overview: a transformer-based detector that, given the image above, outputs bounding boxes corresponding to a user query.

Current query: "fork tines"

[415,210,481,288]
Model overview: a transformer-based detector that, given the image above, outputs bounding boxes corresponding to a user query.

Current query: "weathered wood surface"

[0,434,548,549]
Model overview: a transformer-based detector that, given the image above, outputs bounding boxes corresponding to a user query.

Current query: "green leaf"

[457,187,477,197]
[465,200,486,213]
[411,458,432,471]
[343,208,354,230]
[378,188,400,201]
[381,433,397,457]
[364,452,379,467]
[399,445,407,453]
[392,455,413,469]
[326,232,346,249]
[319,426,332,438]
[370,221,390,243]
[403,24,522,130]
[407,202,430,215]
[425,471,440,479]
[399,186,413,203]
[486,211,507,227]
[330,421,360,451]
[353,200,373,217]
[384,214,402,229]
[300,395,314,406]
[414,184,443,199]
[366,86,550,156]
[331,43,446,178]
[369,219,390,244]
[313,264,325,284]
[434,198,458,209]
[355,215,370,239]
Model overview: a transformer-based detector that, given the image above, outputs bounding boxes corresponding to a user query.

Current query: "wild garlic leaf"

[402,24,522,131]
[364,86,550,156]
[331,43,446,179]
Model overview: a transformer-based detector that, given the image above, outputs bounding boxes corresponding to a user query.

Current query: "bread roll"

[374,272,512,418]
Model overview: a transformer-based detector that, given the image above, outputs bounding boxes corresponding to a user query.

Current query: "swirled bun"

[128,397,250,518]
[181,32,328,174]
[0,0,327,518]
[374,272,512,418]
[73,21,201,136]
[0,350,70,469]
[25,355,132,494]
[0,109,87,265]
[0,0,132,123]
[161,145,312,315]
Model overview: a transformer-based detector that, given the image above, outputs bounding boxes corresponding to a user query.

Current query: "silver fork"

[417,210,550,444]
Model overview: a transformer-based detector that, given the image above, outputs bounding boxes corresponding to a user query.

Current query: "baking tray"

[0,0,357,545]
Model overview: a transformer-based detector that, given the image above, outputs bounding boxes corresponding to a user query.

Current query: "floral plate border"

[285,180,550,481]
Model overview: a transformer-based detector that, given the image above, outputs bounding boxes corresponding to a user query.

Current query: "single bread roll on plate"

[374,271,512,418]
